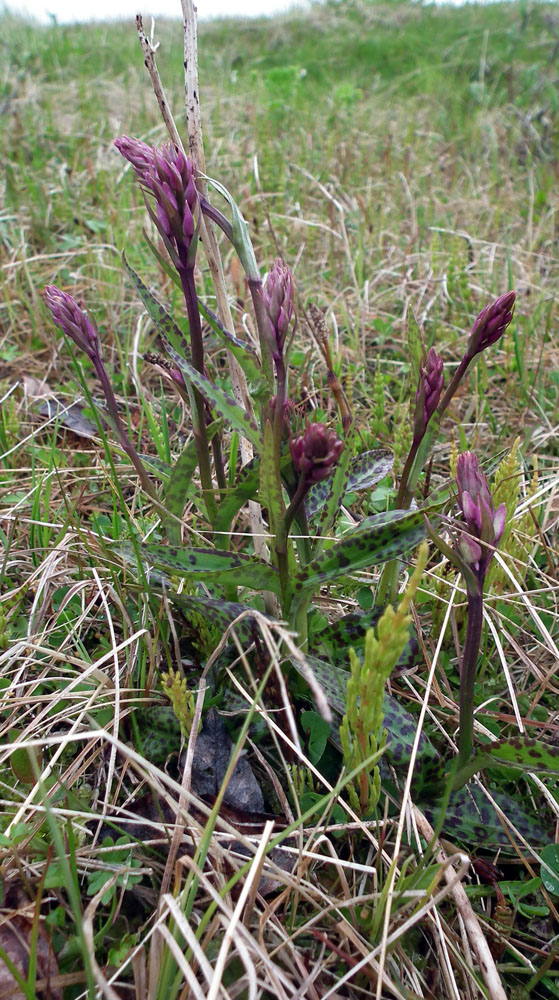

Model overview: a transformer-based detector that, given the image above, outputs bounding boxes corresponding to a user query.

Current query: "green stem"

[395,437,420,510]
[180,268,216,522]
[458,586,484,769]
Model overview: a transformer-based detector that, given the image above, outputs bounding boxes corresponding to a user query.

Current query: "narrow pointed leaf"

[139,453,171,482]
[205,175,260,281]
[162,339,262,450]
[407,311,424,383]
[299,509,426,591]
[198,300,262,386]
[126,540,281,594]
[122,253,190,358]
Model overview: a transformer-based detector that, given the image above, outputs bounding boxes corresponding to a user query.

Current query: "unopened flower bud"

[114,136,199,270]
[455,452,506,579]
[43,286,102,361]
[290,422,344,485]
[467,291,516,358]
[413,347,444,442]
[262,259,294,361]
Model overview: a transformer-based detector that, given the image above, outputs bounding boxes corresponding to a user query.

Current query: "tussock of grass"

[1,1,559,997]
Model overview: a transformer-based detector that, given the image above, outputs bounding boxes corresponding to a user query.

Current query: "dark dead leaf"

[0,887,62,1000]
[37,399,101,438]
[188,708,265,814]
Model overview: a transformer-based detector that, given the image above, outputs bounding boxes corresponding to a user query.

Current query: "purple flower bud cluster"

[413,347,444,443]
[467,291,516,359]
[114,136,198,269]
[455,452,506,580]
[290,422,344,485]
[43,286,102,362]
[262,259,294,361]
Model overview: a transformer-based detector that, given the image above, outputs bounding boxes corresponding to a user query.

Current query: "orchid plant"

[44,127,530,790]
[44,134,427,657]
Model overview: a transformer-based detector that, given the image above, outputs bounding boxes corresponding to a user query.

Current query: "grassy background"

[1,0,559,996]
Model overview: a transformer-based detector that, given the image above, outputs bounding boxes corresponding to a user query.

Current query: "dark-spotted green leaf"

[162,339,262,450]
[129,540,281,595]
[139,453,171,482]
[172,594,270,643]
[453,737,559,788]
[425,786,550,851]
[122,253,189,358]
[306,448,394,519]
[298,509,426,591]
[310,607,418,673]
[485,737,559,773]
[163,440,198,545]
[290,652,441,779]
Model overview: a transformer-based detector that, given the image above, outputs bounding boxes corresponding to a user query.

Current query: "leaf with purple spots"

[297,509,426,591]
[306,449,394,519]
[122,541,281,595]
[162,339,262,450]
[425,786,550,850]
[122,253,190,358]
[311,608,418,673]
[453,736,559,788]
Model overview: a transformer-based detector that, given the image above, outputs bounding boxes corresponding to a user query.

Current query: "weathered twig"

[136,8,269,561]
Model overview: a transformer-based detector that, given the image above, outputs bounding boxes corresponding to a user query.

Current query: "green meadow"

[1,0,559,995]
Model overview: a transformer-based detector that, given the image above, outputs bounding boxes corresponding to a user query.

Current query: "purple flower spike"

[467,290,516,358]
[413,347,444,443]
[114,136,199,270]
[44,286,102,361]
[455,452,506,579]
[290,422,344,485]
[262,259,294,361]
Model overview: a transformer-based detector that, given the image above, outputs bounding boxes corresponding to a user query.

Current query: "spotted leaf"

[162,339,262,450]
[306,448,394,519]
[122,541,281,595]
[297,509,426,591]
[122,253,189,357]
